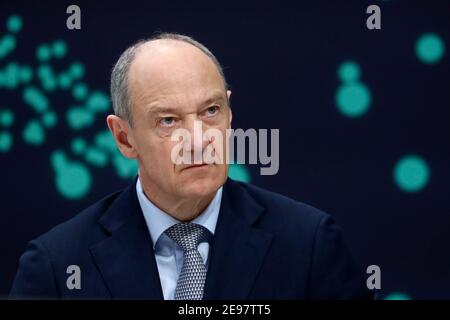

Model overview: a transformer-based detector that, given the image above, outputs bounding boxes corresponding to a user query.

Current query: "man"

[10,33,373,299]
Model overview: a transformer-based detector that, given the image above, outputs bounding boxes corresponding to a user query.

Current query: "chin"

[180,173,225,198]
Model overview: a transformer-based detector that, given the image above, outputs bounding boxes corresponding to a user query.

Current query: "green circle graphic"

[394,155,430,193]
[336,83,371,117]
[416,33,445,64]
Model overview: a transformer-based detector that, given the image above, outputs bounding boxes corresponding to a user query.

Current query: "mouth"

[182,163,210,171]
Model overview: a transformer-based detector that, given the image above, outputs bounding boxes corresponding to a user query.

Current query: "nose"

[183,117,209,163]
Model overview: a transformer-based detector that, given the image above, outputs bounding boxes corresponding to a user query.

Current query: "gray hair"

[110,32,228,126]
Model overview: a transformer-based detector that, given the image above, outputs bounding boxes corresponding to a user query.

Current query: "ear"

[226,90,232,126]
[106,114,138,159]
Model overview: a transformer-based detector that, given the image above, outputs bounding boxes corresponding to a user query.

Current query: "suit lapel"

[90,179,164,299]
[203,179,273,299]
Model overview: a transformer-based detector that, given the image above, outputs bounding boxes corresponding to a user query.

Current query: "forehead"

[128,40,226,109]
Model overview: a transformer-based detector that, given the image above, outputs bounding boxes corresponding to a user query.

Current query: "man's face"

[127,41,232,200]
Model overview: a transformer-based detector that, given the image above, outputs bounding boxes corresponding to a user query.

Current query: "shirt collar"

[136,176,223,249]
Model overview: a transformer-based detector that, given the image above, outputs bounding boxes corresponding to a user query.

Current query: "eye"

[159,117,175,127]
[205,105,219,117]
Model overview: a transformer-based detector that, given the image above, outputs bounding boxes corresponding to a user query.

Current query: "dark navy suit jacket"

[10,178,373,299]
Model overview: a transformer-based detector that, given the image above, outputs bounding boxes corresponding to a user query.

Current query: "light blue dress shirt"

[136,177,223,300]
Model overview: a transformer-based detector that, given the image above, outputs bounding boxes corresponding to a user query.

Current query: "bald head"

[110,33,228,126]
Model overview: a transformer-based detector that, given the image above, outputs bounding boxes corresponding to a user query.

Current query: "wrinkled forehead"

[128,40,226,107]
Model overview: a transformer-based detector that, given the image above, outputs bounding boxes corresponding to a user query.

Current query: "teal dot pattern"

[416,33,445,64]
[393,155,430,193]
[228,163,251,183]
[0,14,138,199]
[335,60,372,117]
[384,292,411,300]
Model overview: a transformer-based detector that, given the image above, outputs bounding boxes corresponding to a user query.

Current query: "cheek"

[150,143,176,164]
[217,126,230,149]
[135,133,175,167]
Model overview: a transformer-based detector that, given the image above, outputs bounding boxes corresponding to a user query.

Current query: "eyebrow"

[202,91,227,107]
[147,92,227,117]
[147,106,179,116]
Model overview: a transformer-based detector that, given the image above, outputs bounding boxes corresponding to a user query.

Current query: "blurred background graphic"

[0,0,449,299]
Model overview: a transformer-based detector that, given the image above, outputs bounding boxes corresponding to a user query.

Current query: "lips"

[182,163,209,170]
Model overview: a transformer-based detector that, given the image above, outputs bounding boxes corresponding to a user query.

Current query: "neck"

[138,175,216,222]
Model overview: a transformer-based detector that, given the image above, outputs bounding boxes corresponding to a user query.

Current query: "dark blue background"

[1,0,449,299]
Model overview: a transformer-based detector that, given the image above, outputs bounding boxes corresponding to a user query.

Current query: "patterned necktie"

[164,222,212,300]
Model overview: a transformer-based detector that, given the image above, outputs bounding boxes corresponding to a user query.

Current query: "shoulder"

[35,189,122,251]
[226,178,331,237]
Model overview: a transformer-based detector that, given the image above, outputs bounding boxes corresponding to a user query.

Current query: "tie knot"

[164,223,211,251]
